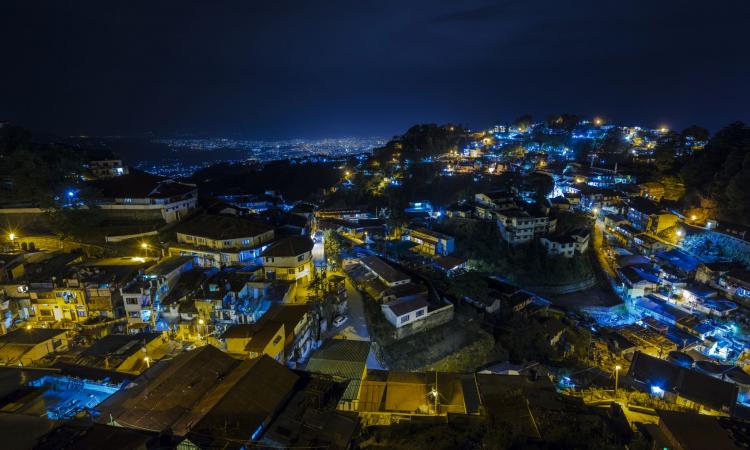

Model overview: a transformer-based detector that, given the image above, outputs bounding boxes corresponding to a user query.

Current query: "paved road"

[312,239,325,267]
[328,277,385,369]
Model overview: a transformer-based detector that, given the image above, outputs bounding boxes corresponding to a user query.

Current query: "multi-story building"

[88,159,129,178]
[30,287,88,325]
[540,231,590,258]
[261,236,314,283]
[63,257,154,319]
[88,172,198,223]
[474,191,515,219]
[168,213,275,268]
[404,226,455,256]
[120,256,195,325]
[626,197,678,234]
[496,207,557,245]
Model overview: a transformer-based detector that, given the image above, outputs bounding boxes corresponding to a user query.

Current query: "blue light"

[651,385,664,396]
[251,424,264,441]
[67,191,75,197]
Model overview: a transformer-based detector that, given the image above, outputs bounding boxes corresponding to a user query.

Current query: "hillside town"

[1,117,750,449]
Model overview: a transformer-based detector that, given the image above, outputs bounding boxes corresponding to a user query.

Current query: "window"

[400,314,410,324]
[272,335,282,345]
[125,298,139,305]
[39,309,52,317]
[288,269,296,275]
[415,309,424,318]
[298,266,304,272]
[297,254,305,262]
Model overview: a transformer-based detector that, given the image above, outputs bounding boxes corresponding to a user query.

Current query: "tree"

[512,114,533,131]
[322,229,343,268]
[653,139,677,174]
[681,124,710,142]
[546,113,581,131]
[681,122,750,226]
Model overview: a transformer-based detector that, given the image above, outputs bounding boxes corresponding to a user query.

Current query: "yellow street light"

[25,324,32,330]
[141,242,148,249]
[594,117,603,126]
[9,233,15,241]
[144,356,151,368]
[691,215,697,221]
[198,318,205,325]
[614,365,622,397]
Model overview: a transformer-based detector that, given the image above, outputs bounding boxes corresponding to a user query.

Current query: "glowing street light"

[593,117,603,126]
[144,356,151,368]
[690,215,697,221]
[614,365,622,397]
[141,242,148,250]
[9,233,16,242]
[676,228,684,237]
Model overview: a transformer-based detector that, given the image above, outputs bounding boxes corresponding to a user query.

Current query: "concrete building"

[382,296,429,328]
[496,207,557,245]
[169,213,275,268]
[29,287,88,325]
[0,328,69,366]
[88,159,128,178]
[358,256,410,288]
[88,172,198,224]
[120,256,195,325]
[540,231,590,257]
[626,197,678,234]
[404,226,455,256]
[261,236,314,283]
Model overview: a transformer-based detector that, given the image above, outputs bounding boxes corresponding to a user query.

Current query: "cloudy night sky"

[1,0,749,138]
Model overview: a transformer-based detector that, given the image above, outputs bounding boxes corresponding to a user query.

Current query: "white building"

[496,208,557,245]
[381,296,429,328]
[89,172,198,223]
[540,231,590,258]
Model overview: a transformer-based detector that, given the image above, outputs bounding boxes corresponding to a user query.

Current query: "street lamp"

[198,318,206,344]
[9,233,15,242]
[614,365,622,398]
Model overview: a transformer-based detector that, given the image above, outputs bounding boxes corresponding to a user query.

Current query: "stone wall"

[392,302,454,341]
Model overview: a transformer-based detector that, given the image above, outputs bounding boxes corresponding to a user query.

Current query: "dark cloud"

[0,0,748,138]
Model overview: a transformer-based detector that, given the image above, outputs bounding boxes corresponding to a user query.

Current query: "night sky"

[1,1,748,139]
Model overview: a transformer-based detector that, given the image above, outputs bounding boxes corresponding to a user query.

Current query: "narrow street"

[328,277,385,369]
